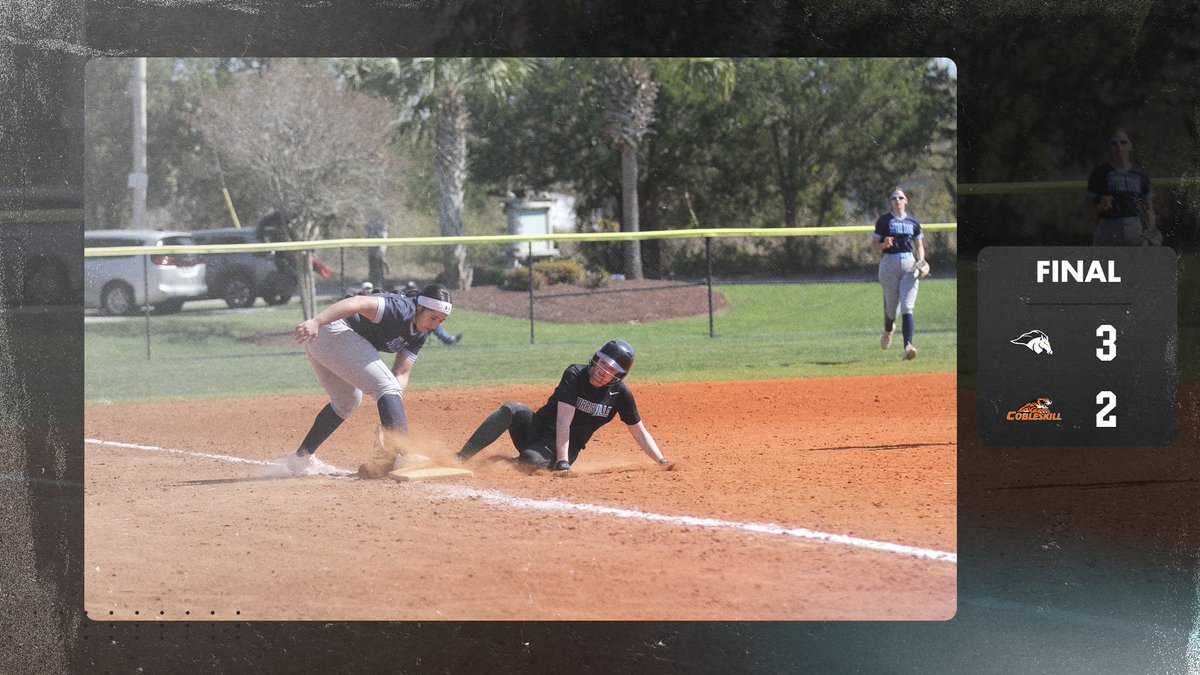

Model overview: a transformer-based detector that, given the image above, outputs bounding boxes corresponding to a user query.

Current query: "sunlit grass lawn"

[85,280,957,403]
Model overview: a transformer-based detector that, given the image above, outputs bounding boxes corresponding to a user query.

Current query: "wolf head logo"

[1011,330,1053,355]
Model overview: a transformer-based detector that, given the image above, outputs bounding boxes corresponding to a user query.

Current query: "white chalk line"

[423,483,956,563]
[86,438,277,467]
[85,437,956,564]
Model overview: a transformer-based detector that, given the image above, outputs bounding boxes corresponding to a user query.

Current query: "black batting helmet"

[591,339,635,382]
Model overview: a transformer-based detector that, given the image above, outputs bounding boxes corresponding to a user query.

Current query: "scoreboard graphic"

[977,247,1177,446]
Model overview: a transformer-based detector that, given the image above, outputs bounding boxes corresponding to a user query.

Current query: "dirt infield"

[84,373,955,621]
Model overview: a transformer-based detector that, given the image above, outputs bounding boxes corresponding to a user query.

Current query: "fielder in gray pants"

[282,284,453,476]
[871,187,926,361]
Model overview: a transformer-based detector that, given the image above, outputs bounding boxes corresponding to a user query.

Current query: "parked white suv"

[84,230,207,315]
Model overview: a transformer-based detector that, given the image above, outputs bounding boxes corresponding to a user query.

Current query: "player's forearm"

[555,404,574,462]
[390,361,411,392]
[629,423,665,462]
[295,296,377,343]
[313,296,375,327]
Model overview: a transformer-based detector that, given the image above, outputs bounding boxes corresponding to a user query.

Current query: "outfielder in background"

[456,339,670,472]
[284,283,453,477]
[871,186,927,361]
[1086,127,1159,246]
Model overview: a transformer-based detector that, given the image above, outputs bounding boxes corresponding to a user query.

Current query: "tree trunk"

[367,211,388,289]
[640,142,663,278]
[780,182,802,261]
[435,89,472,290]
[298,251,317,320]
[620,142,644,279]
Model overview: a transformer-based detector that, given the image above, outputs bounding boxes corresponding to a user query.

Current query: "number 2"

[1096,324,1116,361]
[1096,391,1116,427]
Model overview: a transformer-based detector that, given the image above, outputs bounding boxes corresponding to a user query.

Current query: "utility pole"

[129,58,148,230]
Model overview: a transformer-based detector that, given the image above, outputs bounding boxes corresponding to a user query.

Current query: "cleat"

[284,450,313,476]
[904,344,918,360]
[881,331,893,350]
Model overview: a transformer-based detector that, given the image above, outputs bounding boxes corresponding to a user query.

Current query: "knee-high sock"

[299,403,346,455]
[884,316,895,333]
[902,313,914,346]
[458,406,514,460]
[377,393,408,434]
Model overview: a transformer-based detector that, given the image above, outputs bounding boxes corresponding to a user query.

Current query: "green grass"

[85,280,957,403]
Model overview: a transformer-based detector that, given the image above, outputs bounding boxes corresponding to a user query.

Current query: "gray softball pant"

[878,252,920,319]
[303,319,405,419]
[1093,216,1143,246]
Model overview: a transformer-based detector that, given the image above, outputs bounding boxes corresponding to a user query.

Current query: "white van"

[84,230,207,315]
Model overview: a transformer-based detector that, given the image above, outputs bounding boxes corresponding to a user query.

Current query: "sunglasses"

[1109,139,1130,146]
[889,195,907,201]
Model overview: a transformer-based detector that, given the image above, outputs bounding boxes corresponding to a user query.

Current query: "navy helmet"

[591,339,635,382]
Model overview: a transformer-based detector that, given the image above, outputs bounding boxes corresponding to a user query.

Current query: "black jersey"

[343,293,429,359]
[532,364,641,455]
[1086,162,1154,219]
[873,212,923,254]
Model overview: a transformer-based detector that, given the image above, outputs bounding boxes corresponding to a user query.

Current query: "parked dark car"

[191,227,297,309]
[0,191,84,306]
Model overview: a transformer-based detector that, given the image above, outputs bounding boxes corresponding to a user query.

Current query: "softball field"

[84,373,955,621]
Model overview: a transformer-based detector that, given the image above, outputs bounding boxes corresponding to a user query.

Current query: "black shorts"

[505,405,575,467]
[518,443,555,468]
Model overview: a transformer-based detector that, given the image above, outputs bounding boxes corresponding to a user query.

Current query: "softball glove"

[1141,225,1163,247]
[913,259,931,279]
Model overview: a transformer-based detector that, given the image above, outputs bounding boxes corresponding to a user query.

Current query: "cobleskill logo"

[1006,397,1063,422]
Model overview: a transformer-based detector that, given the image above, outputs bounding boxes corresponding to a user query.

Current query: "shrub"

[532,259,585,285]
[500,267,548,291]
[584,266,610,289]
[471,265,508,287]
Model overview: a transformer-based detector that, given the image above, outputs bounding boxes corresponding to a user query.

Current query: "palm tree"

[341,58,532,290]
[601,58,733,279]
[602,60,657,280]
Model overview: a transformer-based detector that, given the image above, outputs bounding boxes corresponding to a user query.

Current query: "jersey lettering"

[575,397,612,417]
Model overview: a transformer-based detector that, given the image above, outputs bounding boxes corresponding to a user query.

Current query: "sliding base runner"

[977,246,1177,446]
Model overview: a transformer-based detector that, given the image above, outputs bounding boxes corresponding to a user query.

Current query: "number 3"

[1096,324,1116,361]
[1096,390,1116,427]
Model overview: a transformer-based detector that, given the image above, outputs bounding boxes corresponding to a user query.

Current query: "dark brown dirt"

[238,280,726,348]
[449,279,727,324]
